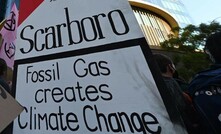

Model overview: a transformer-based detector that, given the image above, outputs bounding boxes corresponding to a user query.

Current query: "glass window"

[132,6,173,47]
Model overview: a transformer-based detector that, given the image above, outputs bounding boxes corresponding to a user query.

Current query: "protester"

[173,70,189,92]
[153,53,201,134]
[188,32,221,134]
[0,58,10,93]
[0,58,12,134]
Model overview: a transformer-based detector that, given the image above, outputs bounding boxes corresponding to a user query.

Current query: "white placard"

[14,46,177,133]
[13,0,187,133]
[15,0,143,60]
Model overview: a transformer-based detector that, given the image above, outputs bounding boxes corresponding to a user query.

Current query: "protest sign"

[0,85,23,132]
[13,0,187,133]
[0,3,18,69]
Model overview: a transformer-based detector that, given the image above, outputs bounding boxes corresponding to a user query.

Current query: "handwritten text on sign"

[19,7,129,55]
[14,0,178,133]
[15,47,163,133]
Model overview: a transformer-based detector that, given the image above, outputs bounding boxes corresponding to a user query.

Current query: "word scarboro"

[19,7,129,54]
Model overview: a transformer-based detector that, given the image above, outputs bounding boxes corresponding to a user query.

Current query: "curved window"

[141,0,194,27]
[132,6,172,47]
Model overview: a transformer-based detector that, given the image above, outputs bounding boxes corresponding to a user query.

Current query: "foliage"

[161,21,221,51]
[160,22,221,81]
[172,53,211,82]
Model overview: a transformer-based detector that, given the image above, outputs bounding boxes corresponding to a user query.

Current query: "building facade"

[137,0,194,27]
[129,0,180,47]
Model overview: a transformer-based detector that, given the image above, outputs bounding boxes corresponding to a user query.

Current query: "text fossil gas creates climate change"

[17,7,162,133]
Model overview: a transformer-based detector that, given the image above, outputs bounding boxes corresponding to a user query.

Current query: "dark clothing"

[163,76,187,110]
[0,76,11,134]
[0,76,10,93]
[163,76,202,134]
[173,71,189,92]
[188,64,221,134]
[174,78,189,92]
[0,124,12,134]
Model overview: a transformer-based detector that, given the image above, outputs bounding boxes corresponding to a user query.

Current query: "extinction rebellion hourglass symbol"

[4,41,15,59]
[4,11,16,31]
[3,11,16,59]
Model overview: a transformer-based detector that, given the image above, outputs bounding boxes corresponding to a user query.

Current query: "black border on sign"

[11,37,186,132]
